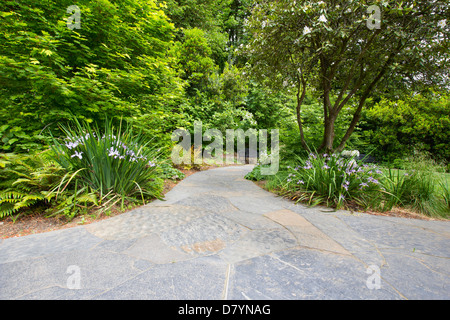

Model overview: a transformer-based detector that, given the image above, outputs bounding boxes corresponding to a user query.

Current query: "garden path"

[0,165,449,299]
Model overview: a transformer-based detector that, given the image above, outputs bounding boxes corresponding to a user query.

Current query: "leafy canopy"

[243,0,449,152]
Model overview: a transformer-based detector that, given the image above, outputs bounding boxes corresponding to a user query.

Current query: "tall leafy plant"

[279,152,384,209]
[50,118,164,208]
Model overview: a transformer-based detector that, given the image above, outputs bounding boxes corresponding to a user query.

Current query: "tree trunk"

[296,74,309,152]
[321,114,336,153]
[318,81,335,153]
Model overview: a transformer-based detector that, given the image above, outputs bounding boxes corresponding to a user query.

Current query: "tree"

[176,28,216,95]
[0,0,184,151]
[243,0,449,153]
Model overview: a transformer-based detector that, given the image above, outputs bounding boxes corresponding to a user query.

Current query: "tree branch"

[335,47,400,152]
[332,28,382,112]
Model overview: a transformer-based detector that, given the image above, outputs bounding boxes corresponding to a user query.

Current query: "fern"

[0,190,45,218]
[0,151,66,219]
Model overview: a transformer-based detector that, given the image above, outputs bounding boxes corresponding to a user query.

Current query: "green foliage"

[242,0,449,152]
[220,63,248,107]
[244,165,266,182]
[246,81,294,130]
[0,191,45,220]
[0,124,51,152]
[278,153,384,210]
[0,116,185,220]
[381,169,449,219]
[360,92,450,164]
[0,151,66,219]
[50,118,165,206]
[247,151,449,218]
[158,162,185,181]
[0,0,184,152]
[176,28,216,95]
[378,153,450,218]
[439,179,450,210]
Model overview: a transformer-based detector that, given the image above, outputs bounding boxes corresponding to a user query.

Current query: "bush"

[246,150,450,218]
[0,0,184,153]
[0,117,186,221]
[254,152,384,210]
[244,164,266,181]
[50,118,165,212]
[360,92,450,164]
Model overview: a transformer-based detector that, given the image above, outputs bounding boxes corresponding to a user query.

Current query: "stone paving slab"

[218,229,298,264]
[0,247,150,299]
[0,227,102,264]
[93,255,228,300]
[0,164,449,300]
[122,233,192,264]
[227,248,403,300]
[264,209,351,255]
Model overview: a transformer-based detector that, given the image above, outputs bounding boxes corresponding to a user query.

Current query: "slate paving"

[0,165,449,300]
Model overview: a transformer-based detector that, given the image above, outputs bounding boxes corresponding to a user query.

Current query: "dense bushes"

[0,0,184,152]
[360,92,450,165]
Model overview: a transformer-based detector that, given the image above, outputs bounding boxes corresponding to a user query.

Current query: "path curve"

[0,165,449,299]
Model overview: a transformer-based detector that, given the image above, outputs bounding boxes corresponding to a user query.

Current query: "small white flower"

[65,141,79,150]
[71,151,83,159]
[108,147,120,158]
[438,20,446,28]
[303,26,311,35]
[350,150,360,157]
[318,14,327,23]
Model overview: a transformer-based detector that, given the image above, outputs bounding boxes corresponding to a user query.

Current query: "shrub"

[260,152,384,210]
[50,118,165,210]
[360,92,450,164]
[244,164,266,181]
[0,0,184,153]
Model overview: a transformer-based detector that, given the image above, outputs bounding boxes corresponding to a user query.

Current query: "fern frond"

[0,202,18,218]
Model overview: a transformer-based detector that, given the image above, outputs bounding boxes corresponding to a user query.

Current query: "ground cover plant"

[247,151,450,219]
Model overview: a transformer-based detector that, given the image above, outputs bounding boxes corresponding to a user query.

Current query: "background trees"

[243,0,449,153]
[0,0,448,165]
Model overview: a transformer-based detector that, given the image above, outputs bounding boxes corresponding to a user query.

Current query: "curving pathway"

[0,165,449,299]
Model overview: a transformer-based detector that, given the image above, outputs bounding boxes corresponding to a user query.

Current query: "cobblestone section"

[0,165,449,299]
